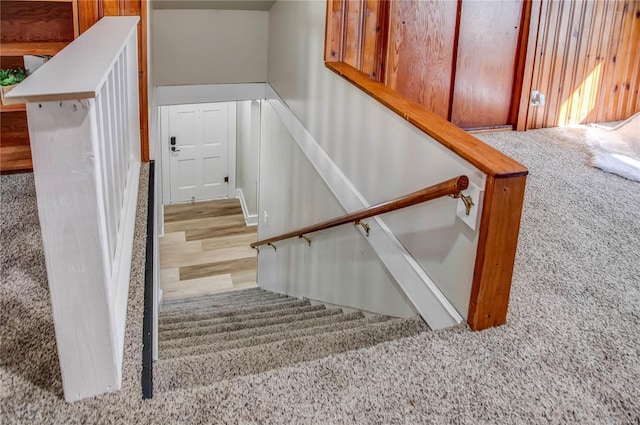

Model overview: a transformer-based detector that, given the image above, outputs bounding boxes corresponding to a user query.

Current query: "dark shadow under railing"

[251,175,470,250]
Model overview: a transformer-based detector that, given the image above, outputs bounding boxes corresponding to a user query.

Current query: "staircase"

[155,288,427,392]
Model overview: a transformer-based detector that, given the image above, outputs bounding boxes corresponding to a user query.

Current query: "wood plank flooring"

[160,199,258,300]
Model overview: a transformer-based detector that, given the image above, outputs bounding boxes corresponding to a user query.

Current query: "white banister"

[7,17,141,402]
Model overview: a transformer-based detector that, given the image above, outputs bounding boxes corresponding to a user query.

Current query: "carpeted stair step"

[160,294,296,315]
[161,287,265,306]
[161,314,393,359]
[160,290,291,311]
[159,310,365,351]
[155,316,426,392]
[160,308,344,342]
[160,304,326,332]
[159,299,309,324]
[160,288,288,306]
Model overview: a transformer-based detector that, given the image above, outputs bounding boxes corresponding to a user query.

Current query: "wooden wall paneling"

[77,0,103,34]
[553,1,584,126]
[72,0,80,38]
[528,0,566,128]
[373,0,389,83]
[616,1,640,118]
[595,1,626,123]
[325,0,345,62]
[597,1,640,122]
[0,1,75,42]
[541,0,573,128]
[102,0,120,16]
[360,0,379,77]
[343,0,364,69]
[527,0,640,129]
[561,1,597,126]
[577,1,609,126]
[514,0,542,131]
[450,0,524,128]
[526,0,547,129]
[622,2,640,116]
[385,0,458,119]
[446,0,462,123]
[359,0,384,79]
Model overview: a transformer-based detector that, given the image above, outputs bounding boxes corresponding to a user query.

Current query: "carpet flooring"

[2,126,640,424]
[155,290,427,392]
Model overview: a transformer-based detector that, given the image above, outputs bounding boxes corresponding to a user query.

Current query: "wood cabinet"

[1,0,149,172]
[0,0,79,172]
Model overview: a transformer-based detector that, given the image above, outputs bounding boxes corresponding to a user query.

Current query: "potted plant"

[0,67,27,106]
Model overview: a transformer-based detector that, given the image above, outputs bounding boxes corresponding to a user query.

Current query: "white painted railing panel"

[10,17,141,402]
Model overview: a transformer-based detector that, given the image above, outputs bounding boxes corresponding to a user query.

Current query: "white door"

[168,103,233,203]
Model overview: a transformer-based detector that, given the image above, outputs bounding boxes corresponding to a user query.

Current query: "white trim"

[112,161,141,368]
[160,106,171,205]
[155,83,266,106]
[227,102,237,199]
[236,188,259,226]
[265,84,463,330]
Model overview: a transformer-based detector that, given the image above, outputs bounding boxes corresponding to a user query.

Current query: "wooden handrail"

[251,175,468,249]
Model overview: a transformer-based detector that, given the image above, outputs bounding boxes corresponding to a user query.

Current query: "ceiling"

[152,0,276,11]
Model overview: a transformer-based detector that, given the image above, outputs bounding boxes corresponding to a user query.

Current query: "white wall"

[258,101,416,317]
[152,10,268,86]
[236,100,260,220]
[265,0,487,318]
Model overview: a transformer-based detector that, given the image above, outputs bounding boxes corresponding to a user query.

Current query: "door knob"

[171,146,180,152]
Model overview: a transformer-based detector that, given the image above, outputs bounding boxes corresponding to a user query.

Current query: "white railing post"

[7,17,141,402]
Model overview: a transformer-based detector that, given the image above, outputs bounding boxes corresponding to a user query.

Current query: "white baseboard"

[236,188,258,226]
[265,84,463,330]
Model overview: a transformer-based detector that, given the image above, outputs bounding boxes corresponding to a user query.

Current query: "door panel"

[450,0,524,128]
[385,0,458,119]
[169,107,198,202]
[201,106,228,199]
[168,103,230,203]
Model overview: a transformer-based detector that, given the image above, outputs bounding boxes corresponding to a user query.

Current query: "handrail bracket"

[355,220,371,237]
[451,192,474,216]
[299,235,312,246]
[251,175,469,250]
[268,243,277,251]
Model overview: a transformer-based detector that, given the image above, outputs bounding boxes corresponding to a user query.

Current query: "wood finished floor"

[159,199,258,301]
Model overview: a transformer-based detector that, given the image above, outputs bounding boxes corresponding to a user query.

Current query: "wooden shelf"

[0,145,32,173]
[0,103,26,113]
[1,0,77,173]
[1,41,69,56]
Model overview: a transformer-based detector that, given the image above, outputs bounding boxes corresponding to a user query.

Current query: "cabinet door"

[451,0,524,129]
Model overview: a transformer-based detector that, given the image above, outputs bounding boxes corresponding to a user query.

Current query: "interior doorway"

[160,102,237,204]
